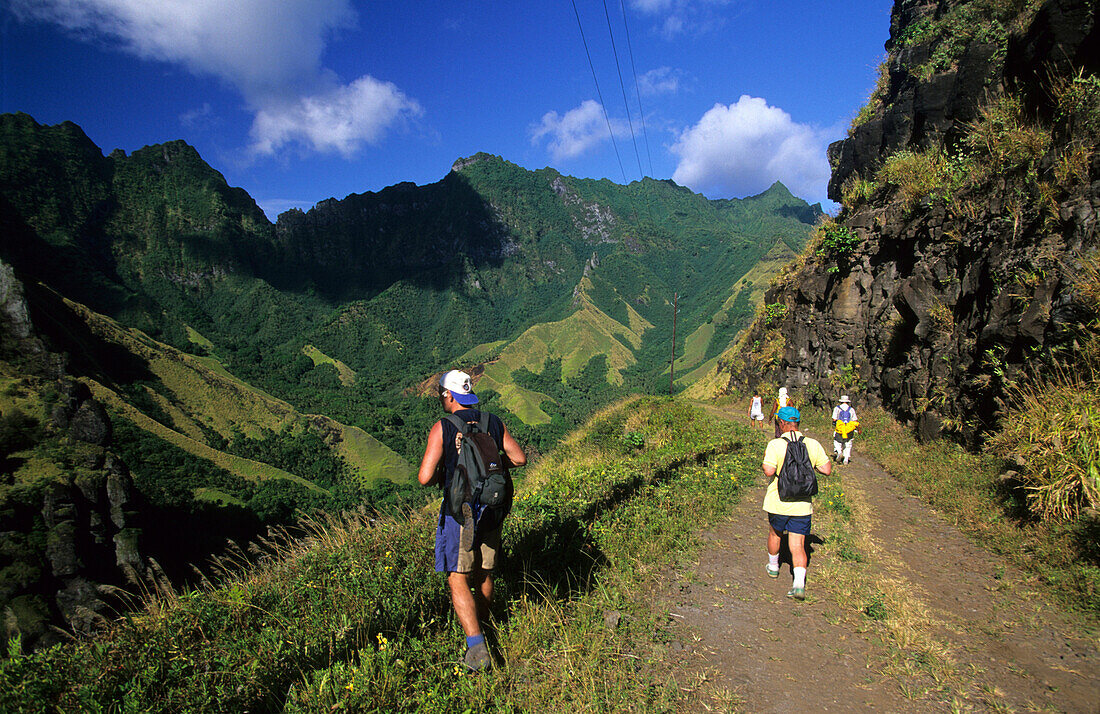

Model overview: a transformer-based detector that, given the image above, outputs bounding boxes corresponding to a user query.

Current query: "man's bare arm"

[417,421,444,486]
[501,424,527,468]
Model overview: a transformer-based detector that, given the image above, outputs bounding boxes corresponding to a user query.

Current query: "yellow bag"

[835,419,860,438]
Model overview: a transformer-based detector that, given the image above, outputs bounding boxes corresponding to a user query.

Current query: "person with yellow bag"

[831,396,860,464]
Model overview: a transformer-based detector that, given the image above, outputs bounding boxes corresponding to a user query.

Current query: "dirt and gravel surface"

[661,412,1099,712]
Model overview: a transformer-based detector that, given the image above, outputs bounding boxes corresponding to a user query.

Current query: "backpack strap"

[477,411,490,435]
[442,413,469,434]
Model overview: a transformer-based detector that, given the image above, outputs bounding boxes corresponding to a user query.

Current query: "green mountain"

[0,112,819,648]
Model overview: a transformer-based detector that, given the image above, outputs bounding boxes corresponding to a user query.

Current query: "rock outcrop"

[721,0,1100,445]
[1,260,145,652]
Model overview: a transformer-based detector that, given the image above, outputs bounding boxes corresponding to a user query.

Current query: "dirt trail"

[662,409,1099,712]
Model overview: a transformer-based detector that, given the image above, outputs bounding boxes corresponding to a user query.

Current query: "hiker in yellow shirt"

[762,406,831,600]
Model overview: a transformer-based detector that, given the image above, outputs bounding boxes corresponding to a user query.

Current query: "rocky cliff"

[1,260,147,652]
[721,0,1100,444]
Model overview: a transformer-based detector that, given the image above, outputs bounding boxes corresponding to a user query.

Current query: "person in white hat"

[830,395,860,464]
[417,369,527,671]
[770,387,792,438]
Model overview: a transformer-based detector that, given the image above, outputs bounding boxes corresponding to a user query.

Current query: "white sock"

[793,567,807,588]
[768,553,779,569]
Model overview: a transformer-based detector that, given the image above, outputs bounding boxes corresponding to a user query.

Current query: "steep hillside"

[718,0,1099,446]
[0,261,418,651]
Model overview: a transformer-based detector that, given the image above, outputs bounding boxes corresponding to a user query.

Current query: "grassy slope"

[681,239,801,397]
[302,344,356,387]
[473,277,654,426]
[66,296,412,485]
[87,379,320,490]
[0,398,757,712]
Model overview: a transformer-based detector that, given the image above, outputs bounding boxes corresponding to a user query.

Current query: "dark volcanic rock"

[69,400,111,445]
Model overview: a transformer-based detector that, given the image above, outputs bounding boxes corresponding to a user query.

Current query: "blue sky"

[1,1,892,220]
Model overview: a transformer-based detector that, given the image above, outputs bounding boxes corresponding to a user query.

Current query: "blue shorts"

[435,508,502,574]
[768,513,812,536]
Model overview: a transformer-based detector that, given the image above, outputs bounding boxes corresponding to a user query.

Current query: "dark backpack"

[777,435,818,501]
[443,413,513,520]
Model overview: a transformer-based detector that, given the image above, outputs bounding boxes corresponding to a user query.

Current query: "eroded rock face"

[1,263,145,652]
[724,0,1100,445]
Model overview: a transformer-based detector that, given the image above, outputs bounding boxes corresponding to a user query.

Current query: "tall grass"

[987,253,1100,522]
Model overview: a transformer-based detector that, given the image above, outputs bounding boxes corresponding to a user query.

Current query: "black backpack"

[443,413,513,520]
[777,435,818,501]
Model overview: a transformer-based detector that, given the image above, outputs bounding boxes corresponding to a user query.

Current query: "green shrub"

[762,303,788,328]
[815,222,861,257]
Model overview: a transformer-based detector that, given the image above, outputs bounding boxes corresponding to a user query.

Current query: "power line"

[602,0,644,181]
[571,0,628,185]
[619,0,653,177]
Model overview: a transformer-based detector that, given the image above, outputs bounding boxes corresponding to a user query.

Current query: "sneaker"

[766,564,779,578]
[460,502,475,551]
[464,641,491,671]
[786,586,806,600]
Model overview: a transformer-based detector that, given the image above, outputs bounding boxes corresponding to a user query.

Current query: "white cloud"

[670,95,831,203]
[628,0,732,39]
[530,100,625,162]
[631,0,674,11]
[250,77,422,158]
[637,67,683,96]
[11,0,421,157]
[179,102,213,128]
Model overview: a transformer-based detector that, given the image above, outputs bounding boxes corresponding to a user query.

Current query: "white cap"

[439,369,479,406]
[778,387,788,396]
[839,395,850,403]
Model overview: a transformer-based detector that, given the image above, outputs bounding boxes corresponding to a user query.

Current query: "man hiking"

[762,406,831,600]
[417,369,527,671]
[831,395,860,464]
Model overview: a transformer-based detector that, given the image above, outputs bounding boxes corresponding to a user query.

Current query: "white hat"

[778,387,788,396]
[839,395,851,403]
[439,369,479,406]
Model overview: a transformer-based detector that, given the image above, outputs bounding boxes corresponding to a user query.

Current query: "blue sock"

[465,633,485,648]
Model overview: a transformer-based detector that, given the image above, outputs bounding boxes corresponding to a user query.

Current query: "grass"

[0,397,759,712]
[301,345,357,387]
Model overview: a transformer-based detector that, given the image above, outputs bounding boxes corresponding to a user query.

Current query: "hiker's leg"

[767,523,783,557]
[447,571,482,637]
[833,437,842,457]
[843,439,853,461]
[467,569,493,622]
[788,532,807,569]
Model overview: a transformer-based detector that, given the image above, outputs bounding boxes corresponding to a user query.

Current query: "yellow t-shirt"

[762,431,829,516]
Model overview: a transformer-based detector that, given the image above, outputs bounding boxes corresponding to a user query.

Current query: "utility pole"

[670,292,678,395]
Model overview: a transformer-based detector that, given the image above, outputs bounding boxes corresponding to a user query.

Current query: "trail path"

[661,407,1099,712]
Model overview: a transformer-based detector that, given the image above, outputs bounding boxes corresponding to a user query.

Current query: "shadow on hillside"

[267,172,516,301]
[498,447,737,624]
